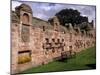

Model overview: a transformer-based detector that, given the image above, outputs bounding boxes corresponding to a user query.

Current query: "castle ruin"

[11,4,96,74]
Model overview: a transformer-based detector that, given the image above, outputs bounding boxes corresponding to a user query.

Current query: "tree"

[55,8,88,27]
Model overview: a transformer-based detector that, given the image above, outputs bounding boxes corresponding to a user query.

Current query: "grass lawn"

[21,46,96,74]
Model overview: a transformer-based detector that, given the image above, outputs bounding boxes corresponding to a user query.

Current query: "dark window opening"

[52,38,55,42]
[55,23,58,26]
[62,39,64,42]
[57,39,60,43]
[45,38,49,43]
[69,46,72,50]
[43,26,45,31]
[52,49,55,53]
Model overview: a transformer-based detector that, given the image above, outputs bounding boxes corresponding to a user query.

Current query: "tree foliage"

[55,8,88,27]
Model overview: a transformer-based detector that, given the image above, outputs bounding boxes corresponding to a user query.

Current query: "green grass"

[21,46,96,74]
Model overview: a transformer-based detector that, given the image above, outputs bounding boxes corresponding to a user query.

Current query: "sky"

[12,0,96,24]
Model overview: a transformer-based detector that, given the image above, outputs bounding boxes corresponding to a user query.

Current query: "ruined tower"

[11,4,33,74]
[53,16,60,31]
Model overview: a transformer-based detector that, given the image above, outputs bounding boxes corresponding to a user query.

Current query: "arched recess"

[22,13,29,24]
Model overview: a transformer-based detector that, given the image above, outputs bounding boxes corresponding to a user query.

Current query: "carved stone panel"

[21,24,30,42]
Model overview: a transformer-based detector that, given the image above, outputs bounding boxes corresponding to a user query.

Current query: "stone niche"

[22,13,29,24]
[17,50,32,72]
[18,50,31,64]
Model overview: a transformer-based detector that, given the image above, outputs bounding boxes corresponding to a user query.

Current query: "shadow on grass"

[57,58,68,62]
[86,64,96,69]
[56,55,76,63]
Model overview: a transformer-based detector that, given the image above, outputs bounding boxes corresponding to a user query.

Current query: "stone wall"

[11,22,95,74]
[11,4,96,74]
[11,23,19,74]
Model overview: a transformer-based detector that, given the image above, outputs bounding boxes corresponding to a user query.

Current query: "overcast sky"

[12,0,96,24]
